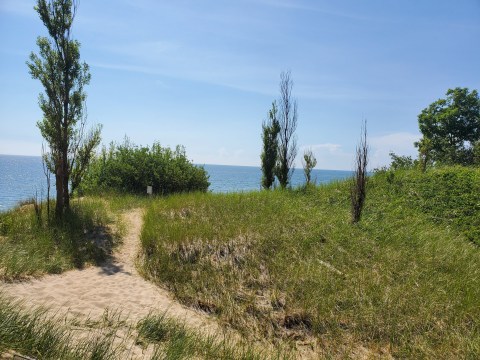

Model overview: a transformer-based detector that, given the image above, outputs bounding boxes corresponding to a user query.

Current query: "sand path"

[1,209,224,354]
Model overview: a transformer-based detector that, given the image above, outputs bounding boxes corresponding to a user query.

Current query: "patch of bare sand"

[1,209,226,358]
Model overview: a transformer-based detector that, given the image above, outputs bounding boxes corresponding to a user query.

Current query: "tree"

[41,143,52,224]
[261,102,280,189]
[27,0,100,217]
[388,152,415,171]
[302,149,317,185]
[351,120,368,223]
[276,71,298,188]
[416,88,480,166]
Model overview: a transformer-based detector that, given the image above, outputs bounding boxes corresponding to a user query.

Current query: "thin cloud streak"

[0,0,35,17]
[251,0,372,21]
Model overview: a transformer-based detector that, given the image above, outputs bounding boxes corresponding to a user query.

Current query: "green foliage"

[261,102,280,190]
[137,313,273,359]
[27,0,101,216]
[416,87,480,166]
[139,169,480,358]
[82,139,209,195]
[474,140,480,166]
[70,124,103,196]
[0,198,119,281]
[301,148,317,184]
[388,152,415,170]
[377,166,480,244]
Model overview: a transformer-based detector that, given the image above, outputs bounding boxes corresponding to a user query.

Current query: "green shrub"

[375,166,480,244]
[81,139,210,195]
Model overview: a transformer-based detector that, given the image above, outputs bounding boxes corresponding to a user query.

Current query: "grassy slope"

[0,192,185,281]
[0,198,120,281]
[0,193,275,359]
[0,294,271,360]
[140,167,480,358]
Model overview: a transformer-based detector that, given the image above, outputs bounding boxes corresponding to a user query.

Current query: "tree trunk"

[62,147,70,211]
[55,159,64,217]
[62,87,70,212]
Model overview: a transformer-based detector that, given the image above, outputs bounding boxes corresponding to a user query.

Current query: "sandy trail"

[1,209,224,357]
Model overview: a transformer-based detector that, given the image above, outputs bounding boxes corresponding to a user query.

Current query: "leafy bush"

[81,139,210,195]
[374,166,480,244]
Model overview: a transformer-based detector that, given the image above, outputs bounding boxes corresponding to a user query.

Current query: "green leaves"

[28,0,98,216]
[81,140,210,195]
[261,101,280,189]
[417,87,480,165]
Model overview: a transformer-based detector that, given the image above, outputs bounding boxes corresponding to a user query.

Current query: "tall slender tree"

[27,0,100,217]
[276,71,298,188]
[261,101,280,189]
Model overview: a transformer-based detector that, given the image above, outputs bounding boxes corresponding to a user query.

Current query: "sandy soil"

[1,209,224,358]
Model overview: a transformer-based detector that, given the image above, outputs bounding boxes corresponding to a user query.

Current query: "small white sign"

[147,185,153,195]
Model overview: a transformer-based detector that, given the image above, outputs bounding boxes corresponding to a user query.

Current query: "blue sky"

[1,0,479,170]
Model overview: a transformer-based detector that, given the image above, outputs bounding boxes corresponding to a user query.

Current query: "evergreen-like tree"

[261,102,280,189]
[27,0,101,217]
[302,149,317,185]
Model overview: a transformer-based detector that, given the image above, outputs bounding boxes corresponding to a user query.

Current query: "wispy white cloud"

[251,0,372,21]
[369,132,420,169]
[302,143,341,153]
[90,39,279,96]
[296,85,400,101]
[299,143,353,170]
[0,0,35,17]
[301,132,421,171]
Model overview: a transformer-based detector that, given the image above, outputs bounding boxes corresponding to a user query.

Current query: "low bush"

[81,139,210,195]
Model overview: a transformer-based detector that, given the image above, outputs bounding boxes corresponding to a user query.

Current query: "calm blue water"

[204,164,352,192]
[0,155,352,211]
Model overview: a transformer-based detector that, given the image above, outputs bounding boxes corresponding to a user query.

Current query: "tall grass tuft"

[0,294,123,359]
[0,197,120,281]
[137,313,288,359]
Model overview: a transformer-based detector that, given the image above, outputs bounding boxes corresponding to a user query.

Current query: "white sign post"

[147,185,153,196]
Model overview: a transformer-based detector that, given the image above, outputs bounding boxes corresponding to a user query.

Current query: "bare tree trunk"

[277,70,298,188]
[351,120,368,223]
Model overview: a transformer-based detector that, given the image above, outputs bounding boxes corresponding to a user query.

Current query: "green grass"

[139,168,480,358]
[137,313,289,359]
[0,294,124,359]
[378,166,480,244]
[0,293,275,360]
[0,197,121,281]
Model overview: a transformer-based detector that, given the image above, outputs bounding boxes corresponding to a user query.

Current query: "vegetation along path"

[1,209,224,348]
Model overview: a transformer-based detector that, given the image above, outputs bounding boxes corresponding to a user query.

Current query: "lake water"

[0,154,352,211]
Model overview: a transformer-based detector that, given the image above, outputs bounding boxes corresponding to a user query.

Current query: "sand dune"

[1,209,224,358]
